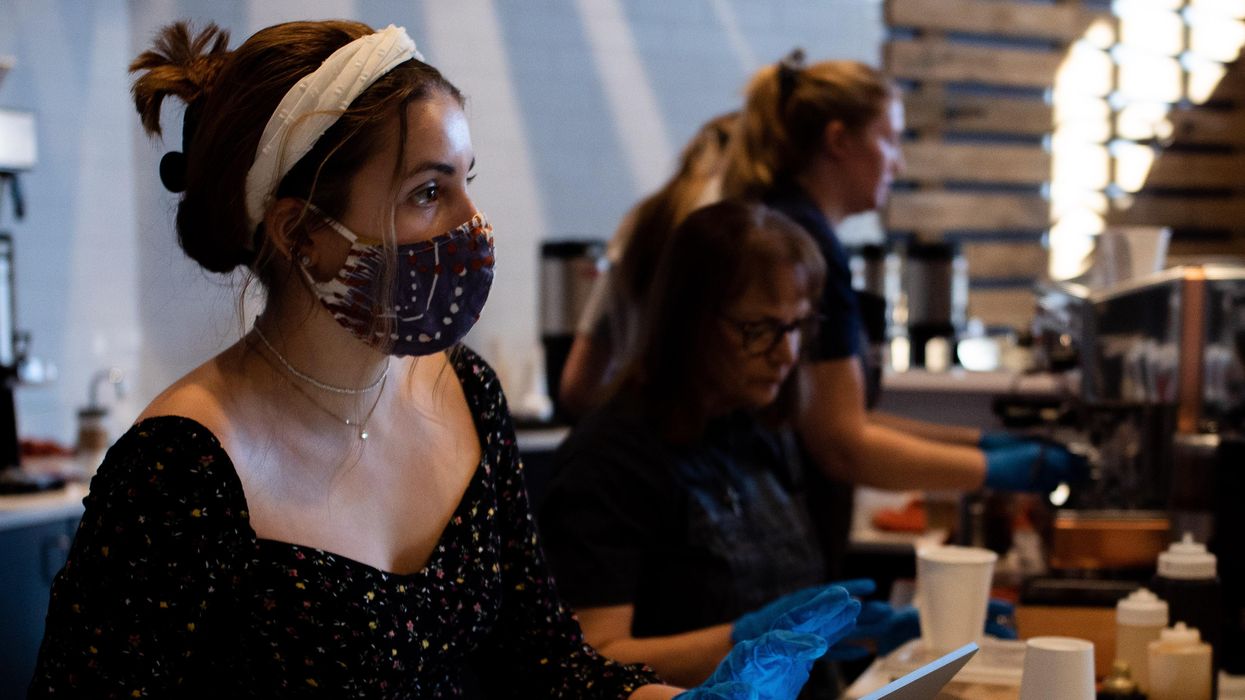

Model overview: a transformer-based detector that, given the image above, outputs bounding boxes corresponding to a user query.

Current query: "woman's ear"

[263,197,315,267]
[820,119,850,161]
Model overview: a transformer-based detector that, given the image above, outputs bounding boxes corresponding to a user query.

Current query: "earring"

[299,254,311,267]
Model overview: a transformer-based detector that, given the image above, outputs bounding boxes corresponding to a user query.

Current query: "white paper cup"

[1019,636,1096,700]
[916,545,997,653]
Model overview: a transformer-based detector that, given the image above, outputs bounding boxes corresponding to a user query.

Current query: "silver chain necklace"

[251,324,389,395]
[250,332,388,441]
[285,370,387,441]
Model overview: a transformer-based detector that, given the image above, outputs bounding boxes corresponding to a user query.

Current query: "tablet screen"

[860,642,979,700]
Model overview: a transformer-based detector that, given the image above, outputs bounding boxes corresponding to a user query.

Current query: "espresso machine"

[0,106,36,478]
[1021,264,1245,674]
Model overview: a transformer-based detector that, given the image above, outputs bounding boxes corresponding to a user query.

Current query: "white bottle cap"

[1159,621,1201,645]
[1157,532,1217,580]
[1220,671,1245,699]
[1117,588,1169,627]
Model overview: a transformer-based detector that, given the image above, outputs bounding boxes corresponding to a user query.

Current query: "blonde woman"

[723,52,1086,577]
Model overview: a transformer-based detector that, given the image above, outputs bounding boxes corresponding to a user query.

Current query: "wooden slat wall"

[883,0,1087,329]
[885,40,1065,90]
[884,0,1245,333]
[1107,68,1245,257]
[888,192,1050,231]
[904,93,1052,136]
[902,143,1051,185]
[886,0,1105,42]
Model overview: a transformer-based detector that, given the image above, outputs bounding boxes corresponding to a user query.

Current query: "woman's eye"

[408,182,440,206]
[466,172,478,185]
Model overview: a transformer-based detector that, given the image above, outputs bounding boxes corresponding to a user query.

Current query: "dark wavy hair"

[615,199,826,442]
[130,20,461,285]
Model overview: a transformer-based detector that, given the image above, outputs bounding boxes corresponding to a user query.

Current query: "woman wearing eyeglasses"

[722,55,1087,577]
[540,200,877,698]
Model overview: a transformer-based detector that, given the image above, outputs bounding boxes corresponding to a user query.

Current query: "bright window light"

[1185,55,1229,102]
[1083,18,1118,49]
[1189,20,1245,62]
[1048,186,1108,222]
[1115,50,1184,102]
[1188,0,1245,20]
[1056,44,1115,97]
[1119,8,1185,56]
[1049,213,1106,280]
[1051,138,1111,190]
[1046,1,1245,281]
[1116,102,1175,141]
[1115,0,1183,13]
[1053,95,1113,143]
[1110,140,1158,192]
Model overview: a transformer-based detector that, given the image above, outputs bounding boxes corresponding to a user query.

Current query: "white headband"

[243,24,422,231]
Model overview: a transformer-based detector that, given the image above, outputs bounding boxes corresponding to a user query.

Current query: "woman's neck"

[251,295,392,397]
[794,166,849,228]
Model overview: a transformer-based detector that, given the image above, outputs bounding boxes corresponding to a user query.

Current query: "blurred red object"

[872,497,928,533]
[20,438,74,457]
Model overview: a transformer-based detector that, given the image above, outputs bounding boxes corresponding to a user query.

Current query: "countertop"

[880,369,1072,396]
[850,487,949,554]
[0,482,87,531]
[1,370,1060,535]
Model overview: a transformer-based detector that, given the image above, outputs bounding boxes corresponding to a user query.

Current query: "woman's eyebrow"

[405,157,475,180]
[404,161,456,179]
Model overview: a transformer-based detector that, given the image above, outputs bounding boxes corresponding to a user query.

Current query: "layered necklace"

[251,325,389,441]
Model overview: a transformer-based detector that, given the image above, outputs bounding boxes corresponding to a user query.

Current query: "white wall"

[0,0,884,444]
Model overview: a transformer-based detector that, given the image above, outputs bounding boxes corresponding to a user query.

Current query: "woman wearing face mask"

[29,21,832,699]
[721,54,1087,577]
[541,200,886,698]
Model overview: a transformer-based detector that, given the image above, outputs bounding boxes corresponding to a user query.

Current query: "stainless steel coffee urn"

[539,240,605,419]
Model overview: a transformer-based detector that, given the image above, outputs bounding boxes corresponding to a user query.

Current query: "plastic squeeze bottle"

[1115,588,1168,695]
[1150,533,1221,690]
[1148,622,1212,700]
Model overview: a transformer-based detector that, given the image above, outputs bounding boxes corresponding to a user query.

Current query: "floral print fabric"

[30,347,658,699]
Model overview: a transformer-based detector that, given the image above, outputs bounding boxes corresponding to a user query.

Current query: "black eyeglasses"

[723,313,822,357]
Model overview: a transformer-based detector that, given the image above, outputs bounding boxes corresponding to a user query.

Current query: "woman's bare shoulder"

[136,353,240,442]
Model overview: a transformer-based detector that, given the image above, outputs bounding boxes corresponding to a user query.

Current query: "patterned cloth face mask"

[301,205,496,356]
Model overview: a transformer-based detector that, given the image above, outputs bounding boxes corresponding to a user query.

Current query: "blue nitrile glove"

[985,599,1018,639]
[978,430,1028,451]
[674,682,758,700]
[836,598,1018,658]
[984,440,1088,492]
[731,580,870,644]
[677,630,828,700]
[838,602,921,658]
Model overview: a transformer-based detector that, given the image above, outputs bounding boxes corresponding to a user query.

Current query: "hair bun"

[130,22,231,137]
[158,151,188,192]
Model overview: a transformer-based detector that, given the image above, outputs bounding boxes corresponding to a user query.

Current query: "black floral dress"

[29,347,660,699]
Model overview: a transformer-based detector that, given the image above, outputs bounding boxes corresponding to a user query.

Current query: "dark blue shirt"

[539,392,826,638]
[764,181,864,585]
[765,182,862,362]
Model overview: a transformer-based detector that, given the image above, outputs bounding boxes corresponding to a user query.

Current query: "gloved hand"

[677,630,827,700]
[674,682,757,700]
[731,580,870,644]
[984,599,1019,640]
[839,601,920,658]
[984,439,1088,492]
[843,599,1019,658]
[978,430,1028,451]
